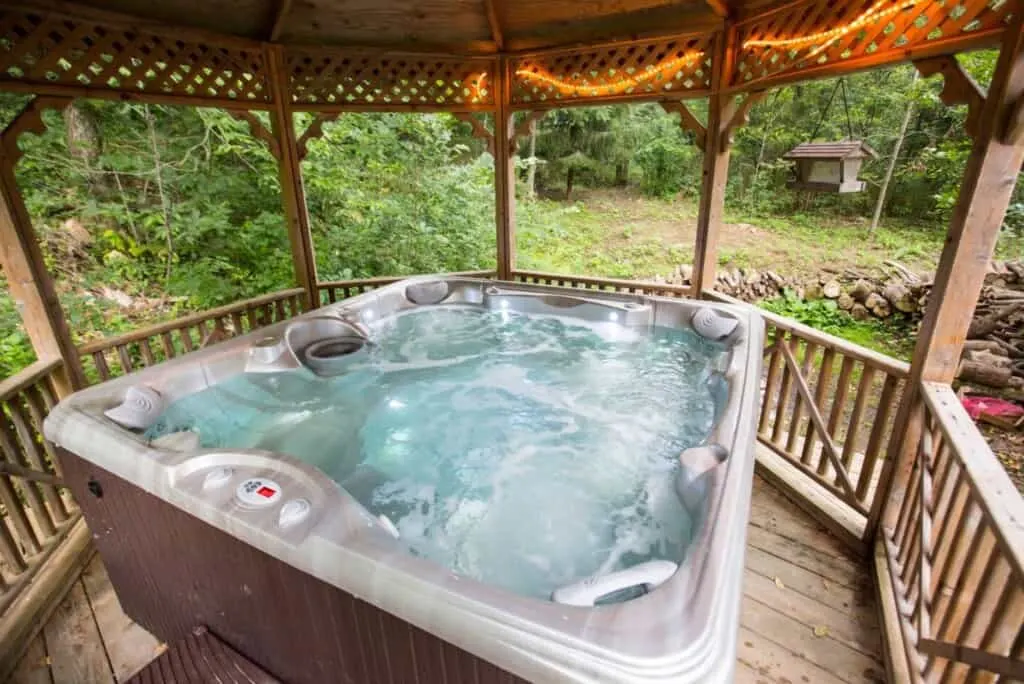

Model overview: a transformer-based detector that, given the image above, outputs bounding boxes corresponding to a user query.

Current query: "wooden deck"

[7,476,884,684]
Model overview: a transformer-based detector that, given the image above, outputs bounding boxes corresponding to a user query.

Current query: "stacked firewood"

[658,260,1024,390]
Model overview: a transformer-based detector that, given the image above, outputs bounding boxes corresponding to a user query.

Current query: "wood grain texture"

[81,555,161,682]
[43,581,112,684]
[6,633,51,684]
[0,102,84,395]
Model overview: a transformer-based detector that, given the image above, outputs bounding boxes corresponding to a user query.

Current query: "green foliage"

[635,137,698,198]
[760,292,915,360]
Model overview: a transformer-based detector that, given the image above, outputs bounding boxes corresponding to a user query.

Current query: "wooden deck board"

[41,581,111,684]
[8,476,884,684]
[80,555,162,682]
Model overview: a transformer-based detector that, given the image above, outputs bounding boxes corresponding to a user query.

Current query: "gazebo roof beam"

[268,0,293,42]
[503,8,722,53]
[483,0,504,51]
[704,0,729,18]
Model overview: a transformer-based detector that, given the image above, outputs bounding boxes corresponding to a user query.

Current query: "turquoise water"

[146,306,728,599]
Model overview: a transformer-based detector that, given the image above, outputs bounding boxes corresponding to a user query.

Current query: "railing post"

[264,44,320,311]
[870,19,1024,540]
[0,98,85,395]
[692,27,735,297]
[494,56,516,281]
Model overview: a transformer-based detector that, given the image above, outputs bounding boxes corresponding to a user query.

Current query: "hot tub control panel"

[166,455,330,545]
[236,477,284,507]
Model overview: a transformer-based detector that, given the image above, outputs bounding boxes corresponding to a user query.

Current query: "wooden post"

[692,27,736,297]
[493,56,516,281]
[870,20,1024,540]
[0,99,84,395]
[264,44,319,310]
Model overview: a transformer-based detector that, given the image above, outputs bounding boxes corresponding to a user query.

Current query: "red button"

[257,486,276,498]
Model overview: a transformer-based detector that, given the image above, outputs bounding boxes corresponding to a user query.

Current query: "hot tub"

[45,277,763,684]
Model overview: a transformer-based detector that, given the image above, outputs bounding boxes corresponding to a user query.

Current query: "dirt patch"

[982,424,1024,494]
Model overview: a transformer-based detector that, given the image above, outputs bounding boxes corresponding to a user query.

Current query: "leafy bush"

[635,138,698,198]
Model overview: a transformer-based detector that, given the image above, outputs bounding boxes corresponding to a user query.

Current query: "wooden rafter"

[482,0,504,51]
[914,56,986,139]
[268,0,293,42]
[704,0,729,18]
[227,110,280,160]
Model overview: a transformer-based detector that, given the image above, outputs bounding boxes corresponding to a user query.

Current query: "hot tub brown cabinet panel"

[45,277,764,683]
[59,449,527,684]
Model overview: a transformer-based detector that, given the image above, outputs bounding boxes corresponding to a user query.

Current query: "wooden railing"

[882,382,1024,683]
[78,288,305,382]
[513,269,693,298]
[0,359,79,614]
[749,306,910,548]
[316,270,497,306]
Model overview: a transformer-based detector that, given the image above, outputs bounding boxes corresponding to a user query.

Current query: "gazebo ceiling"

[56,0,727,53]
[0,0,1015,112]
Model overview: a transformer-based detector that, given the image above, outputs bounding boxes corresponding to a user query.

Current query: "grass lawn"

[516,188,1024,281]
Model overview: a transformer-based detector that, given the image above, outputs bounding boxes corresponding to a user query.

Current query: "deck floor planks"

[80,555,162,682]
[7,634,51,684]
[10,475,884,684]
[42,580,112,684]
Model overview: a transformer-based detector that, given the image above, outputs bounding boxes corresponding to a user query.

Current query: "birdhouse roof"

[783,141,877,160]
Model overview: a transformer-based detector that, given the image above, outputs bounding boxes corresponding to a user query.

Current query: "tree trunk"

[615,160,629,187]
[63,103,104,189]
[870,71,918,233]
[566,165,575,202]
[526,118,538,200]
[143,105,174,282]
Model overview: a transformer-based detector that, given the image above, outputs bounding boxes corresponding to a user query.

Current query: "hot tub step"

[126,627,279,684]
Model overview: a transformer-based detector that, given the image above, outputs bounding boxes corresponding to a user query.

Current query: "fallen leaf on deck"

[774,576,785,589]
[813,625,829,638]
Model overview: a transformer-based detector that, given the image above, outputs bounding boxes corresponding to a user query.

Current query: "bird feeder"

[782,141,877,193]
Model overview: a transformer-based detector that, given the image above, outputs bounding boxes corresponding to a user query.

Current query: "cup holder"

[306,336,367,360]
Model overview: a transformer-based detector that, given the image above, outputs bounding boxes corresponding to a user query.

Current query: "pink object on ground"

[961,395,1024,421]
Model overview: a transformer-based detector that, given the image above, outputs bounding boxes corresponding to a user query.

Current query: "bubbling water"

[146,306,727,600]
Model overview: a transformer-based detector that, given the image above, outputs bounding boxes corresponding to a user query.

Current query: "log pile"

[657,259,1024,391]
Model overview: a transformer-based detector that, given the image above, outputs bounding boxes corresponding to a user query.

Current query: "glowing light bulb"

[742,0,918,54]
[515,51,705,98]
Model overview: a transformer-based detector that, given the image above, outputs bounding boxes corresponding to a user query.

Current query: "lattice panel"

[0,10,268,103]
[511,36,713,106]
[734,0,1014,86]
[287,50,494,108]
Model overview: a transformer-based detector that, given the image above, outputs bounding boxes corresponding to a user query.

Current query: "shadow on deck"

[7,475,884,684]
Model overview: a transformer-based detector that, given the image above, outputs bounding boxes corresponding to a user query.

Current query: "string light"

[515,51,704,97]
[743,0,918,51]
